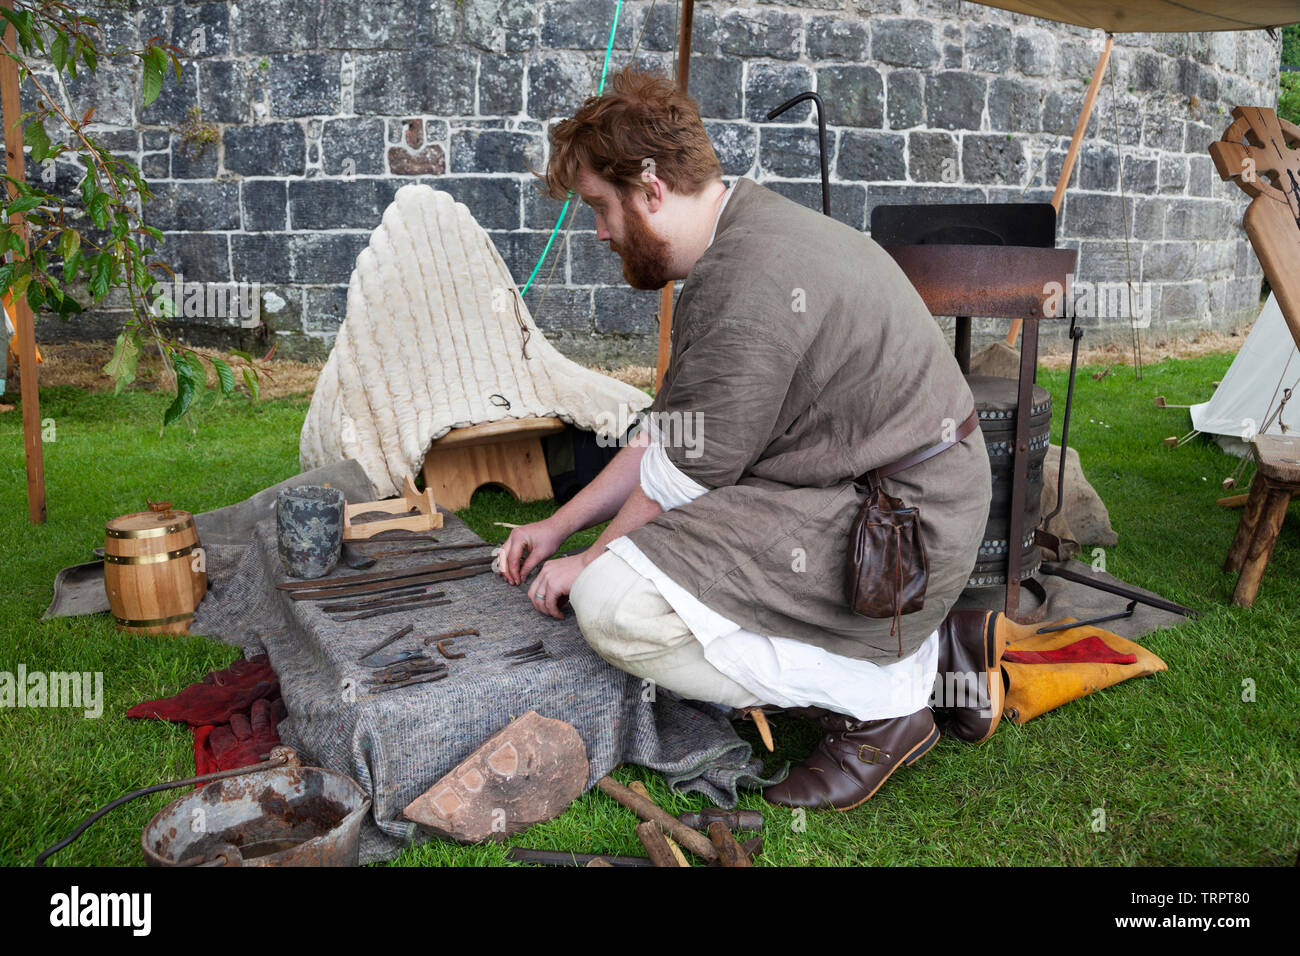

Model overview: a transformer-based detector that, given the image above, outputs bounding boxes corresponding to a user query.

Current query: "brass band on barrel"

[103,544,197,565]
[112,611,196,628]
[105,517,194,540]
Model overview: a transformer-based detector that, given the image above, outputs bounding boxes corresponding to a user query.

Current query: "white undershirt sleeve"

[638,415,710,511]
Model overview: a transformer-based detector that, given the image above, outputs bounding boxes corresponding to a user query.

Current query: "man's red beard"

[609,198,672,291]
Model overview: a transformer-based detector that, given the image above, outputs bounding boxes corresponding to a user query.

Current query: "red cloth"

[1003,635,1138,665]
[127,654,278,726]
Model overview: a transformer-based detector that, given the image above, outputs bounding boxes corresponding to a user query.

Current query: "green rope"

[519,0,623,295]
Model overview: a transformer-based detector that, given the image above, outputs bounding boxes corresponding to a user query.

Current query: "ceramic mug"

[276,485,345,579]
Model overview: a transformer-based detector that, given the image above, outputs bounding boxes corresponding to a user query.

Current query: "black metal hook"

[765,91,830,218]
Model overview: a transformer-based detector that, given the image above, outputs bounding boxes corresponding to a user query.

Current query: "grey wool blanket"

[189,469,777,864]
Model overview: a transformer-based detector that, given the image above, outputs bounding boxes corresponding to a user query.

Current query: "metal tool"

[364,542,494,560]
[339,542,377,570]
[1038,563,1198,619]
[368,671,449,694]
[678,809,763,832]
[364,648,428,668]
[502,640,550,665]
[423,627,479,646]
[1036,599,1138,634]
[288,564,497,602]
[323,589,447,614]
[357,624,414,663]
[277,555,495,592]
[330,596,452,622]
[366,660,447,684]
[435,640,465,660]
[503,641,543,657]
[766,91,829,217]
[504,847,653,868]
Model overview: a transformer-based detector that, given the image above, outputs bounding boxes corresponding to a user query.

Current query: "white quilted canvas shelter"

[301,184,652,497]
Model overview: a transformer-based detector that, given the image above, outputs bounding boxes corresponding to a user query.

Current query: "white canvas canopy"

[1190,293,1300,447]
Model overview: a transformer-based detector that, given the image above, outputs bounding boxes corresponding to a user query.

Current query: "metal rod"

[330,598,452,623]
[35,754,292,866]
[1035,600,1137,634]
[1039,563,1197,619]
[289,565,497,602]
[766,91,830,217]
[423,627,479,646]
[505,847,654,868]
[1044,316,1083,525]
[325,590,446,614]
[357,624,414,661]
[277,555,494,591]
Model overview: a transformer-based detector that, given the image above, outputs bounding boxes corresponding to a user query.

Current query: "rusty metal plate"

[884,245,1078,320]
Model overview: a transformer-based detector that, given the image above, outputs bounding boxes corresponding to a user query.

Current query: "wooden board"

[343,474,443,540]
[422,433,555,512]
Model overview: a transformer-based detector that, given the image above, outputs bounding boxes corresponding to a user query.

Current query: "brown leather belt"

[855,408,980,486]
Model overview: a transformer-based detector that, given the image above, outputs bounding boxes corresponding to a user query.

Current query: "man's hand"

[497,517,568,586]
[526,551,594,620]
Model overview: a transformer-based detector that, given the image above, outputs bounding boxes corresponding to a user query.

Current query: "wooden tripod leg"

[1231,481,1293,607]
[1224,476,1268,573]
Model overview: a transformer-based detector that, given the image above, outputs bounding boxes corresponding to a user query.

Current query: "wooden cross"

[1209,106,1300,344]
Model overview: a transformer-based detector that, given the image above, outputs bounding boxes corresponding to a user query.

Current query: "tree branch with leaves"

[0,0,266,429]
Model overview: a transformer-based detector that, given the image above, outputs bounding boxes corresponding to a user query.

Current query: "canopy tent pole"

[1,1,46,524]
[1006,32,1114,347]
[655,0,693,390]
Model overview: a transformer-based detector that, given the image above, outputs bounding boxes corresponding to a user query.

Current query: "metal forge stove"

[871,202,1079,624]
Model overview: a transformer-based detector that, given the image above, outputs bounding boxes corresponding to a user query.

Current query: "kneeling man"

[498,68,1002,810]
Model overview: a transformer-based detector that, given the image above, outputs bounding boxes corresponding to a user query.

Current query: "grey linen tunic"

[624,178,992,664]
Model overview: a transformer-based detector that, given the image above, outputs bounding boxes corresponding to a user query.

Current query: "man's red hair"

[541,67,722,201]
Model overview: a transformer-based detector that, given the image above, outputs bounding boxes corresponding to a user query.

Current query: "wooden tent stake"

[654,0,694,390]
[1006,33,1114,347]
[1,0,46,523]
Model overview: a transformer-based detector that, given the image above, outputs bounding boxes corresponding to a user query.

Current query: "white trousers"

[570,549,938,718]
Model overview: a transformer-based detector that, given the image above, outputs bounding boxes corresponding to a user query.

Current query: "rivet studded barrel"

[965,375,1053,590]
[103,509,207,635]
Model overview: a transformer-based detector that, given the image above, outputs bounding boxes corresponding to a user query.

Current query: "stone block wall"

[17,1,1283,364]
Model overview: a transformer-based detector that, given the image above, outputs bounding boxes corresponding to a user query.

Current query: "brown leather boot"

[934,608,1008,744]
[761,707,940,811]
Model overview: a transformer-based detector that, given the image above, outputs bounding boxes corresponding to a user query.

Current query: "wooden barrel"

[966,375,1052,590]
[104,510,207,635]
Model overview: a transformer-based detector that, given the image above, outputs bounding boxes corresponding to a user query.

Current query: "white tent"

[1189,293,1300,454]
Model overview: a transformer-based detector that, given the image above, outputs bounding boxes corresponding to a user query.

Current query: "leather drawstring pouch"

[845,472,928,651]
[999,619,1167,724]
[845,410,980,654]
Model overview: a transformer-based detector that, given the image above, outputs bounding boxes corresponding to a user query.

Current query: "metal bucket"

[142,765,370,867]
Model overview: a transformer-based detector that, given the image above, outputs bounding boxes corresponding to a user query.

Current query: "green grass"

[2,353,1297,867]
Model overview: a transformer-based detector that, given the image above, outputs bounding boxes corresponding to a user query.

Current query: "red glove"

[128,655,279,726]
[200,697,286,772]
[192,725,218,778]
[1003,635,1137,665]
